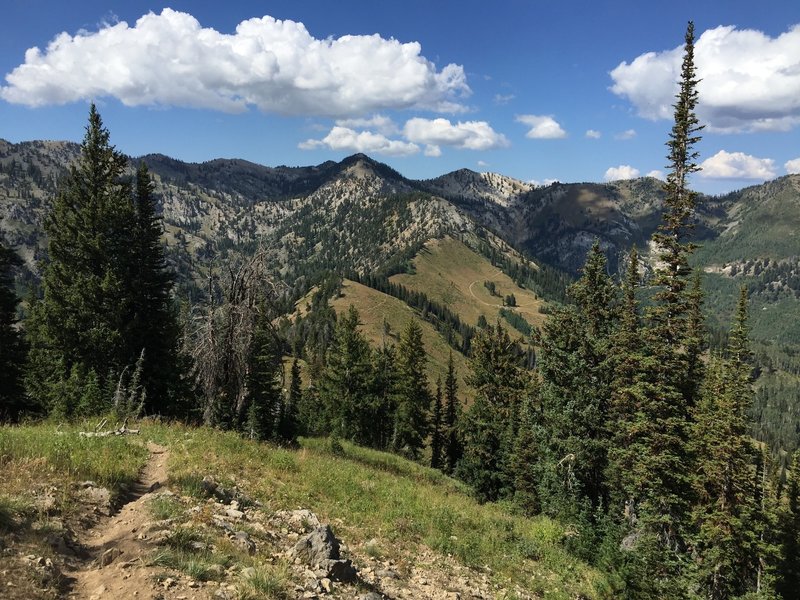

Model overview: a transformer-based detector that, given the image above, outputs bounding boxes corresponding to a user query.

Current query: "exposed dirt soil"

[63,442,211,600]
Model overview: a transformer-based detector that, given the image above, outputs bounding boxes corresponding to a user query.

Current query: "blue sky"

[2,1,799,194]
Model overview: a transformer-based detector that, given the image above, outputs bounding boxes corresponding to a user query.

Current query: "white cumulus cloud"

[700,150,777,179]
[528,178,559,187]
[424,145,442,157]
[516,114,567,139]
[646,170,665,180]
[299,126,419,156]
[604,165,640,181]
[585,129,602,139]
[334,114,399,135]
[610,24,800,132]
[0,8,470,117]
[785,158,800,174]
[403,117,509,150]
[615,129,637,140]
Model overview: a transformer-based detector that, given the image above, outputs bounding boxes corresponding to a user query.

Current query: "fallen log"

[78,418,140,437]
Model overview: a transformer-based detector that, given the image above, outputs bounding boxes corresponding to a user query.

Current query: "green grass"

[147,494,185,521]
[0,422,148,494]
[392,237,545,326]
[145,421,610,599]
[0,495,34,530]
[149,547,230,581]
[1,419,611,598]
[237,563,292,600]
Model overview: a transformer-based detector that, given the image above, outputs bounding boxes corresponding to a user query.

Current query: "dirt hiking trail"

[65,442,208,600]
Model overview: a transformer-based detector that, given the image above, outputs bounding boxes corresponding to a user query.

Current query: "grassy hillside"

[329,278,473,397]
[0,420,612,599]
[391,236,546,332]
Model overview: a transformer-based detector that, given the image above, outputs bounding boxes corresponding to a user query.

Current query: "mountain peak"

[334,153,408,185]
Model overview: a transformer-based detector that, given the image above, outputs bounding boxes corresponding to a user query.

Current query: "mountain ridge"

[2,138,800,452]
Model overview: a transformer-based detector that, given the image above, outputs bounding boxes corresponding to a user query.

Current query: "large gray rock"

[322,558,358,582]
[291,525,340,566]
[290,525,359,583]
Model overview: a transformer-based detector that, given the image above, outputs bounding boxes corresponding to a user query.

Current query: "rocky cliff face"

[2,138,799,283]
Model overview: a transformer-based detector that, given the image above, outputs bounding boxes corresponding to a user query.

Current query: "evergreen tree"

[0,243,26,421]
[777,451,800,597]
[443,351,462,474]
[512,378,541,516]
[752,449,781,598]
[246,304,283,441]
[536,242,616,523]
[27,104,135,412]
[76,369,104,417]
[430,377,444,469]
[320,305,373,442]
[458,323,527,501]
[278,357,303,443]
[623,23,704,580]
[690,356,760,599]
[684,272,705,404]
[367,342,399,450]
[25,105,179,416]
[393,318,429,459]
[126,162,182,414]
[607,247,644,508]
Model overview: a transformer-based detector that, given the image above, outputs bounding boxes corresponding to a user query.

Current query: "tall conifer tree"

[536,242,616,521]
[127,162,182,413]
[368,341,399,450]
[246,306,283,441]
[0,243,26,421]
[777,451,800,596]
[27,104,135,412]
[458,323,527,501]
[443,351,462,475]
[638,20,704,560]
[393,319,429,459]
[320,305,372,441]
[27,105,179,415]
[430,377,444,469]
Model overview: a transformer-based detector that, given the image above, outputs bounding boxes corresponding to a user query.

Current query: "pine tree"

[443,351,462,474]
[630,21,704,570]
[393,318,429,459]
[458,323,526,501]
[690,356,760,599]
[278,357,303,442]
[684,272,705,403]
[777,451,800,597]
[0,243,26,421]
[126,162,182,414]
[247,304,283,441]
[512,378,541,516]
[320,305,372,442]
[536,242,616,522]
[430,377,444,469]
[606,247,661,529]
[25,105,180,416]
[367,342,399,450]
[27,104,135,412]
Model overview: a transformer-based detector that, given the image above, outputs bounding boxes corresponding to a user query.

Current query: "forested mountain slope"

[2,138,800,453]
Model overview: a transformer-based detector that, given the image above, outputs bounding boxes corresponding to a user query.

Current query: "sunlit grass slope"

[0,420,613,597]
[391,236,546,330]
[144,422,612,599]
[0,422,149,501]
[329,278,472,396]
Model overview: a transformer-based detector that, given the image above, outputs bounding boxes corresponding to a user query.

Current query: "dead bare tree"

[186,246,282,428]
